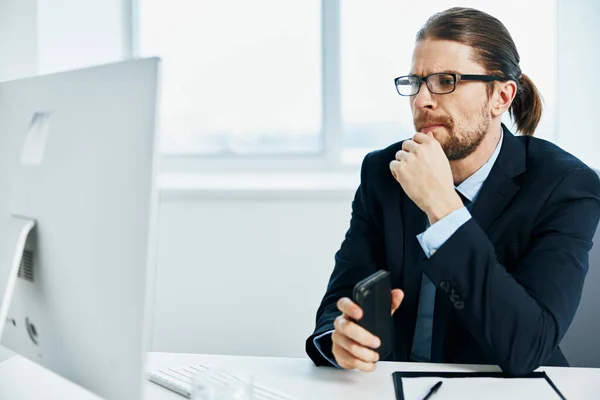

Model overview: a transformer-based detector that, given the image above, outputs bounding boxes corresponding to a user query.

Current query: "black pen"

[422,380,443,400]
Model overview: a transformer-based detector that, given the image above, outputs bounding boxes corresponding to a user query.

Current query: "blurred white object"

[148,364,293,399]
[190,366,252,400]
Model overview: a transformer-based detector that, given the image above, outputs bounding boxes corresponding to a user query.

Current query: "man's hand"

[389,132,463,224]
[331,289,404,372]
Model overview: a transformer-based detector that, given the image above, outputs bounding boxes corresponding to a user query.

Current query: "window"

[138,0,322,155]
[138,1,557,169]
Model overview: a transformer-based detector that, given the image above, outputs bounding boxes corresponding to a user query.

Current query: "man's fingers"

[389,160,402,179]
[332,344,377,372]
[337,297,362,320]
[402,140,419,153]
[395,150,410,162]
[412,131,431,144]
[391,289,405,315]
[332,344,355,370]
[334,315,381,349]
[332,331,379,363]
[390,162,399,180]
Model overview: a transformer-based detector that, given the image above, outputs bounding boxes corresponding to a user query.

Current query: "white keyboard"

[148,364,294,399]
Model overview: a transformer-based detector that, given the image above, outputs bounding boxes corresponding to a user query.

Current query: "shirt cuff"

[313,330,342,368]
[417,207,471,258]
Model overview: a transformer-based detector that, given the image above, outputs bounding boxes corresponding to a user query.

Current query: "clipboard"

[392,371,566,400]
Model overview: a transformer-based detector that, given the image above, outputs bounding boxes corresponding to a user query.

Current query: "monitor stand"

[0,215,36,338]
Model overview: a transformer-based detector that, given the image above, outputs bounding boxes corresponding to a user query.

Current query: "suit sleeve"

[421,167,600,376]
[417,207,472,257]
[305,152,385,366]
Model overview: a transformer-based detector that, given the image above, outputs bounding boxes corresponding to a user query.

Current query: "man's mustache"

[414,113,453,131]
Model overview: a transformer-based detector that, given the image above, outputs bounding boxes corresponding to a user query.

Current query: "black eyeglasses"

[394,73,506,96]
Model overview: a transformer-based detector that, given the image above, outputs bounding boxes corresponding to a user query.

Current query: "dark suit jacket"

[306,126,600,376]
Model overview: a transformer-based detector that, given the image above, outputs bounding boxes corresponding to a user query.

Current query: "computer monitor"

[0,58,160,400]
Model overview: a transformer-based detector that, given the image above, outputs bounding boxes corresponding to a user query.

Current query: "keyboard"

[148,364,294,400]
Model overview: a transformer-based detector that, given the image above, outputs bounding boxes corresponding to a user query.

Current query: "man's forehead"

[410,39,484,75]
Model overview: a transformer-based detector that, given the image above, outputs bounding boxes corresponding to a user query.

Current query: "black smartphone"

[352,270,393,359]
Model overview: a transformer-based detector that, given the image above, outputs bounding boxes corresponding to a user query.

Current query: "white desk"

[1,352,599,399]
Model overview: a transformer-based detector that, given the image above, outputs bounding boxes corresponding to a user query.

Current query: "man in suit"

[305,7,600,376]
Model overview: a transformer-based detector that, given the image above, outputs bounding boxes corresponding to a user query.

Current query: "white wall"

[0,0,125,78]
[556,0,600,170]
[0,0,37,81]
[152,193,353,357]
[37,0,126,74]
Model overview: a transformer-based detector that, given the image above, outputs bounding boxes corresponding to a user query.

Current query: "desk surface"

[1,352,599,399]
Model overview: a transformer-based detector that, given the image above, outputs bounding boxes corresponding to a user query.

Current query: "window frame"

[132,0,355,174]
[131,0,559,176]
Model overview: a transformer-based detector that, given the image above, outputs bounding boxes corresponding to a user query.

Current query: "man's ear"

[491,80,517,118]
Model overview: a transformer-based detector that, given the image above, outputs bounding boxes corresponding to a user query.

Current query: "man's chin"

[444,141,481,161]
[445,151,466,161]
[429,128,450,144]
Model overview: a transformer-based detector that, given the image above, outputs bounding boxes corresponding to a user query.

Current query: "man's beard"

[414,105,490,161]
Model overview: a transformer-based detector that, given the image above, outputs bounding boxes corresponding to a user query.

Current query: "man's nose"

[412,82,437,110]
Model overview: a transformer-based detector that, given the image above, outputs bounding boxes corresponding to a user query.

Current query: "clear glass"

[395,76,420,96]
[395,74,457,96]
[138,0,322,155]
[340,0,557,164]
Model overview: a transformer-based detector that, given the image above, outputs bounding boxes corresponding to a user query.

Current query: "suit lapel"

[430,125,526,362]
[469,126,526,231]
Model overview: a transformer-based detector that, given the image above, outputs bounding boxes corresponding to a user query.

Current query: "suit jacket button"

[439,281,450,292]
[454,300,465,310]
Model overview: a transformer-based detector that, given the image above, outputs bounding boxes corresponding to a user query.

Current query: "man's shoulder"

[518,135,598,180]
[362,140,406,173]
[515,135,600,202]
